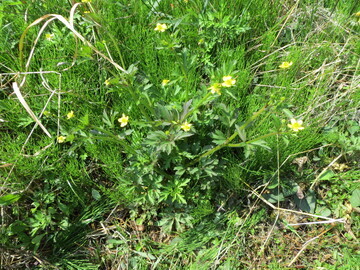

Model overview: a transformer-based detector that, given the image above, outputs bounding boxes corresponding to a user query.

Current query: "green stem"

[227,132,281,147]
[187,104,268,166]
[183,92,212,121]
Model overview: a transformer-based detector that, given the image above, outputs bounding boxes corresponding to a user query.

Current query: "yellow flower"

[184,0,189,2]
[81,0,91,3]
[221,76,236,87]
[355,11,360,17]
[208,83,222,95]
[43,110,51,117]
[181,121,192,132]
[154,23,168,32]
[66,110,75,119]
[104,79,110,86]
[162,79,170,86]
[118,113,129,127]
[279,61,293,69]
[287,119,304,132]
[57,136,66,143]
[45,33,54,41]
[84,11,91,14]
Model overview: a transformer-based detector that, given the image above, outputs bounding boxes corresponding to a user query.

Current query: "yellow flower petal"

[118,113,129,127]
[57,136,66,143]
[208,83,222,95]
[181,121,192,132]
[221,76,236,87]
[154,23,168,32]
[279,61,293,69]
[66,110,75,119]
[162,79,170,86]
[287,118,304,132]
[45,33,54,41]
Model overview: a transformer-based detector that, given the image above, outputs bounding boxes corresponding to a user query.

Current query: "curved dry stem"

[19,4,127,76]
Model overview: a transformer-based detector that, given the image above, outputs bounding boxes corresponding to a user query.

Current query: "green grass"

[1,0,359,269]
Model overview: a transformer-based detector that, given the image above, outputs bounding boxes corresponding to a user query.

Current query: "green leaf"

[316,206,332,217]
[263,189,285,203]
[293,190,316,213]
[174,131,194,141]
[235,124,246,142]
[350,189,360,207]
[91,189,101,201]
[249,140,271,151]
[211,130,227,145]
[272,114,281,130]
[282,109,294,119]
[318,170,335,181]
[180,99,192,121]
[0,194,21,206]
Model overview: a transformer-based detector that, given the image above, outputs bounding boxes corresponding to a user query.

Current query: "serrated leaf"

[350,189,360,207]
[211,130,227,145]
[249,140,271,151]
[174,131,194,141]
[180,99,192,121]
[235,124,246,142]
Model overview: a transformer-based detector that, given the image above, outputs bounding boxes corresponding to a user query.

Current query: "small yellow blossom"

[184,0,189,3]
[181,121,192,132]
[162,79,170,86]
[45,33,54,41]
[279,61,293,69]
[43,110,51,117]
[66,110,75,119]
[221,76,236,87]
[118,113,129,127]
[208,83,222,95]
[355,11,360,17]
[84,11,91,14]
[154,23,168,32]
[57,136,66,143]
[104,79,110,86]
[81,0,91,3]
[288,119,304,132]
